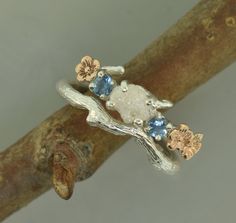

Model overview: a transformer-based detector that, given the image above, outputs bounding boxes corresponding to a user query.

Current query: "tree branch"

[1,0,236,221]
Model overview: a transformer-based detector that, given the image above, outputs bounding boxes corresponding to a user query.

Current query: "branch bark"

[1,0,236,221]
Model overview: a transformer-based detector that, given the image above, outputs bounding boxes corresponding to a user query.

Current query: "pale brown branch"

[1,0,236,221]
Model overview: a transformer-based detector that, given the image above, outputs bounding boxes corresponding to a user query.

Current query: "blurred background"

[0,0,236,222]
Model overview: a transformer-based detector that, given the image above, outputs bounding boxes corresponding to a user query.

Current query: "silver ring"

[56,56,203,174]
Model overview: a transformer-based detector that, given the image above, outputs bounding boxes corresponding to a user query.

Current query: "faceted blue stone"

[147,117,168,139]
[91,74,113,97]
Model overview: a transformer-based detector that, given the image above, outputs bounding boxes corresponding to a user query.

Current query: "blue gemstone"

[147,117,168,139]
[91,74,113,97]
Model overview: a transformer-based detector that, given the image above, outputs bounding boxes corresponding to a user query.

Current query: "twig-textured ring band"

[57,56,203,174]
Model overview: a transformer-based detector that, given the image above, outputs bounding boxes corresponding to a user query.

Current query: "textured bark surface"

[1,0,236,221]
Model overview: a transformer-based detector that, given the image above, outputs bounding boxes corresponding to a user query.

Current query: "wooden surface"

[1,0,236,221]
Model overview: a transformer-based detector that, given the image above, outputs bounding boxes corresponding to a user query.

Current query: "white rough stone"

[108,84,158,124]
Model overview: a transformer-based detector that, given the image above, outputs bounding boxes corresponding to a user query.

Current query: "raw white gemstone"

[108,84,157,123]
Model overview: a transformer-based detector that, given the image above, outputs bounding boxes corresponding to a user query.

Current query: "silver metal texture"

[56,79,179,174]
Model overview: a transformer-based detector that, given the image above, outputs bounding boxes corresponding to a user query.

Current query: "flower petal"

[167,129,184,150]
[77,73,86,82]
[184,131,193,141]
[93,59,100,70]
[181,147,194,160]
[75,63,84,74]
[194,133,204,141]
[192,134,203,150]
[81,55,93,67]
[179,124,190,132]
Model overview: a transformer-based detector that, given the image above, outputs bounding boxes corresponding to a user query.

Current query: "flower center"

[84,66,91,73]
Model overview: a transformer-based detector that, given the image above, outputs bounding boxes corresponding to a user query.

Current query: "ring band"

[56,56,203,174]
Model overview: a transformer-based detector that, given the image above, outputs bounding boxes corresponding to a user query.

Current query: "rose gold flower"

[167,124,203,160]
[75,56,100,82]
